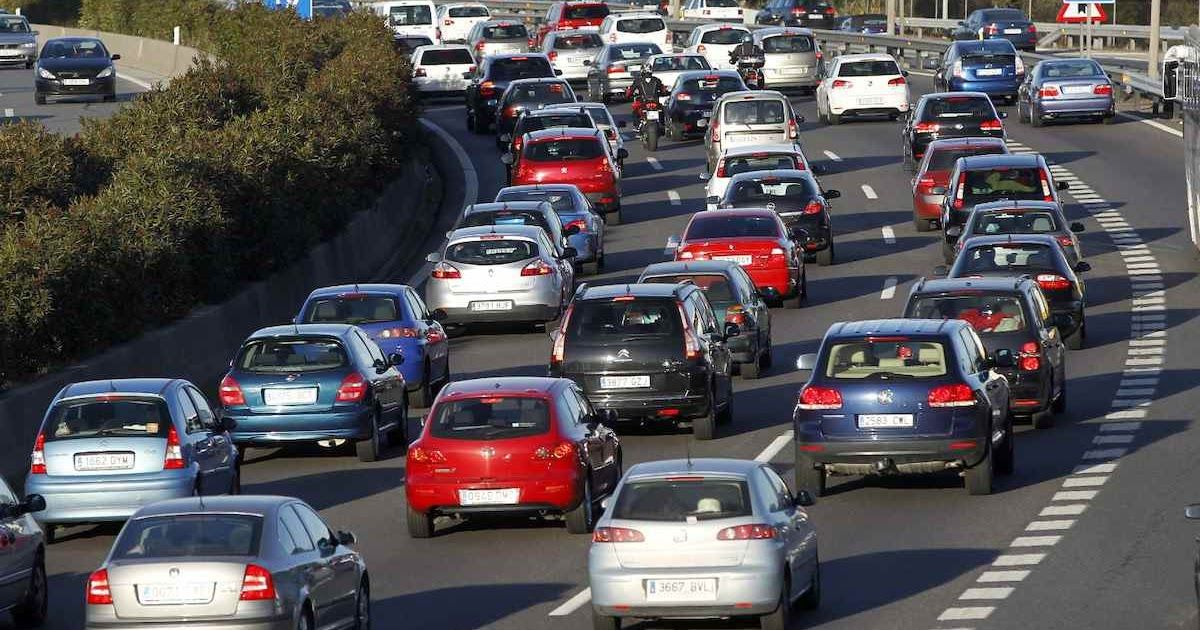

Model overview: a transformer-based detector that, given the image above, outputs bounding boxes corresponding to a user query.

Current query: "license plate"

[600,375,650,389]
[645,578,718,602]
[74,452,134,471]
[714,254,752,265]
[696,118,707,127]
[570,56,588,63]
[645,110,660,120]
[976,68,1003,77]
[62,78,91,86]
[857,96,884,105]
[808,13,822,17]
[459,488,519,505]
[701,109,712,117]
[0,49,20,56]
[137,583,215,605]
[857,414,915,428]
[782,67,809,75]
[470,300,514,311]
[1062,85,1092,94]
[732,134,779,143]
[263,387,318,406]
[1003,28,1022,34]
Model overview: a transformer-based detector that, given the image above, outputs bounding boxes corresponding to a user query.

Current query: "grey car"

[0,480,47,628]
[84,496,368,630]
[466,19,530,63]
[0,14,37,68]
[1017,58,1115,127]
[585,42,662,103]
[589,458,819,630]
[952,199,1085,267]
[753,27,820,91]
[494,184,607,274]
[25,378,240,542]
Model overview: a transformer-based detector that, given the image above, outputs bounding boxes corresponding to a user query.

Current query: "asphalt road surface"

[0,63,154,134]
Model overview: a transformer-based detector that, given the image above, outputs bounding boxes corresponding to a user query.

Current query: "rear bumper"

[225,408,373,445]
[763,67,817,88]
[990,33,1037,49]
[0,51,35,63]
[827,93,908,115]
[1038,97,1113,117]
[86,604,289,629]
[406,469,583,514]
[584,191,621,213]
[794,413,990,472]
[949,78,1018,98]
[28,471,195,524]
[585,390,710,421]
[589,550,782,617]
[913,194,944,219]
[745,266,799,299]
[433,303,560,325]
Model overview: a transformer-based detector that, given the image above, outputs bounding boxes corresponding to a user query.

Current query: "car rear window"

[679,75,744,97]
[959,243,1058,274]
[237,338,348,373]
[304,295,400,325]
[962,167,1045,203]
[762,34,814,53]
[963,52,1015,66]
[1043,60,1103,78]
[461,210,552,233]
[825,339,949,379]
[449,5,489,17]
[981,8,1024,21]
[524,138,604,161]
[922,96,994,120]
[613,478,752,521]
[723,99,786,125]
[612,43,661,59]
[973,210,1059,235]
[490,57,555,80]
[521,112,593,132]
[728,177,817,205]
[567,298,682,340]
[389,5,433,25]
[617,17,665,33]
[483,23,529,39]
[908,294,1028,334]
[496,189,578,212]
[420,48,474,65]
[707,0,739,7]
[564,4,610,19]
[44,397,170,442]
[686,214,780,239]
[926,144,1006,171]
[652,55,709,72]
[643,274,735,304]
[552,33,603,49]
[446,238,538,265]
[430,397,550,440]
[838,60,901,77]
[112,514,262,560]
[722,153,798,176]
[701,28,747,44]
[507,81,573,104]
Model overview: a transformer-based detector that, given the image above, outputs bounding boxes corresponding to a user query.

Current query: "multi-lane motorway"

[0,65,152,134]
[15,61,1200,629]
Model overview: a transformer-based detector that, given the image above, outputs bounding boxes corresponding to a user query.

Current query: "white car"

[435,3,490,43]
[682,0,745,22]
[543,30,605,81]
[703,143,812,209]
[597,13,671,50]
[642,52,710,92]
[411,45,475,95]
[682,23,751,71]
[815,52,910,124]
[373,0,440,44]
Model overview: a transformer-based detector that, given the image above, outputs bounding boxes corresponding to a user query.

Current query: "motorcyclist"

[728,34,764,68]
[629,64,665,130]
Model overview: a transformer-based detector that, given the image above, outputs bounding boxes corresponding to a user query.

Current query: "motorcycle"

[638,98,663,151]
[736,55,765,90]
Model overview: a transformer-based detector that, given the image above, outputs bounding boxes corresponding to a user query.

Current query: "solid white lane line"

[548,588,592,617]
[823,150,842,162]
[1040,504,1088,517]
[668,190,681,205]
[1116,111,1184,138]
[647,156,663,170]
[755,431,794,463]
[1053,490,1099,501]
[994,554,1046,566]
[1026,520,1075,531]
[861,184,878,199]
[960,587,1014,600]
[881,226,896,244]
[880,277,898,300]
[939,607,995,621]
[116,72,154,90]
[978,570,1030,582]
[1011,535,1062,547]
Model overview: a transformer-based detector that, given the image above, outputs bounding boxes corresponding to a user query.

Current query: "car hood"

[0,32,35,44]
[38,56,112,72]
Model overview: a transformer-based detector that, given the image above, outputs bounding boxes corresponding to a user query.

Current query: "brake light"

[797,385,842,410]
[29,432,45,475]
[791,7,803,14]
[409,446,447,463]
[717,524,776,540]
[984,23,999,35]
[1035,273,1071,291]
[725,304,747,325]
[533,441,575,460]
[336,372,368,403]
[219,374,245,406]
[979,119,1003,131]
[431,262,461,279]
[928,383,975,407]
[914,121,939,133]
[87,569,112,605]
[1015,55,1025,75]
[565,218,588,232]
[479,80,496,98]
[551,304,573,365]
[803,200,823,215]
[917,175,936,190]
[1027,24,1037,33]
[715,159,727,178]
[831,79,850,89]
[548,50,558,62]
[678,303,701,360]
[163,425,185,470]
[521,259,555,276]
[1039,86,1059,98]
[1093,83,1113,96]
[380,327,419,339]
[676,92,692,101]
[414,67,427,78]
[607,65,625,74]
[593,527,644,543]
[953,172,966,209]
[1038,170,1053,201]
[665,31,672,44]
[888,76,906,86]
[951,59,963,78]
[240,564,277,602]
[823,5,835,14]
[1055,234,1073,248]
[1019,341,1041,371]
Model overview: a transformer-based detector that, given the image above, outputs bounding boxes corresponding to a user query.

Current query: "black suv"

[548,282,738,439]
[756,0,837,29]
[901,92,1006,167]
[493,77,578,148]
[500,107,594,159]
[465,54,559,134]
[904,277,1067,428]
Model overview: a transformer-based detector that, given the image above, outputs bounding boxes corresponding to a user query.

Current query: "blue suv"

[793,319,1013,497]
[935,39,1024,104]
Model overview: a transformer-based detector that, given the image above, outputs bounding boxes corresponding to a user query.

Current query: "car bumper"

[86,604,290,629]
[28,471,196,524]
[745,266,799,299]
[582,390,711,421]
[1000,368,1051,412]
[583,191,621,213]
[36,76,116,97]
[605,77,635,94]
[989,33,1037,49]
[1038,97,1113,117]
[949,79,1019,97]
[225,408,373,445]
[827,93,908,115]
[913,194,944,219]
[430,302,561,325]
[779,214,831,251]
[557,66,590,81]
[0,51,35,63]
[794,435,990,473]
[763,67,818,88]
[414,77,469,94]
[426,283,563,324]
[406,468,583,514]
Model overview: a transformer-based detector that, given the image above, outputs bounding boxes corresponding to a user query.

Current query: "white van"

[435,3,491,43]
[374,0,440,44]
[683,23,751,70]
[597,13,671,50]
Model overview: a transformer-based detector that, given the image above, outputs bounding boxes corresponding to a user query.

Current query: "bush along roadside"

[0,6,421,386]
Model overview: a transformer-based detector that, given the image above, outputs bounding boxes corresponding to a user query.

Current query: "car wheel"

[1052,378,1067,414]
[389,395,409,452]
[798,555,821,610]
[43,526,56,545]
[1030,104,1043,127]
[761,337,774,369]
[356,412,381,463]
[741,355,762,379]
[995,417,1015,475]
[10,558,47,628]
[758,576,791,630]
[354,579,371,630]
[565,478,594,534]
[669,119,684,141]
[406,505,434,538]
[592,608,621,630]
[465,110,475,131]
[717,382,734,424]
[103,92,116,102]
[298,606,314,630]
[794,450,826,497]
[1103,113,1116,125]
[229,466,242,495]
[34,92,45,105]
[693,394,717,440]
[24,61,31,69]
[1065,324,1084,350]
[606,208,620,226]
[965,446,994,495]
[827,112,840,126]
[411,364,434,408]
[942,241,956,265]
[816,244,834,266]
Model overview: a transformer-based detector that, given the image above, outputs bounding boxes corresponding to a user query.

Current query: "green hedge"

[0,6,418,384]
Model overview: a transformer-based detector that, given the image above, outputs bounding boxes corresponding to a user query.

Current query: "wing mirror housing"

[1074,260,1091,273]
[998,111,1008,119]
[388,352,404,367]
[1070,222,1085,233]
[1186,504,1200,520]
[793,489,815,507]
[598,408,618,425]
[425,252,443,263]
[462,71,473,79]
[563,223,581,236]
[723,322,741,339]
[554,69,563,76]
[945,225,962,238]
[617,147,629,160]
[111,53,121,61]
[699,171,711,181]
[706,195,719,206]
[932,264,949,277]
[795,353,817,371]
[789,226,810,242]
[336,530,357,546]
[1056,180,1070,191]
[823,189,841,200]
[500,152,515,165]
[561,246,578,259]
[664,235,681,254]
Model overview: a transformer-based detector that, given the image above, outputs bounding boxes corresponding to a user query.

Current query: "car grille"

[0,44,18,50]
[55,70,96,79]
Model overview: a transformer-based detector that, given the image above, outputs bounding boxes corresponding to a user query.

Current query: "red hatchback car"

[911,136,1009,232]
[535,1,611,48]
[505,127,626,221]
[406,377,622,537]
[671,209,807,307]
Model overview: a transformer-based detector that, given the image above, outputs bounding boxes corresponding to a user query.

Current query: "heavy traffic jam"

[4,0,1173,628]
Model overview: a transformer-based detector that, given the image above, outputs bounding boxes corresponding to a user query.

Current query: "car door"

[734,266,769,350]
[278,506,337,625]
[355,330,402,416]
[293,503,359,626]
[962,328,1007,416]
[692,292,733,398]
[1029,288,1067,388]
[762,466,816,589]
[176,388,221,495]
[186,385,235,494]
[572,387,619,492]
[406,289,449,373]
[0,479,24,608]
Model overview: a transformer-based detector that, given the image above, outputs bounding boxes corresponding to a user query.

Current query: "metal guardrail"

[897,16,1187,43]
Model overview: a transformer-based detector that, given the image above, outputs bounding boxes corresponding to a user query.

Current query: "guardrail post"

[173,25,181,46]
[1148,0,1161,78]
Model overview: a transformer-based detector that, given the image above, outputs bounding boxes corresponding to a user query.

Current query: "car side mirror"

[812,164,826,175]
[795,353,817,371]
[499,133,512,143]
[793,489,815,507]
[723,322,741,339]
[563,223,581,236]
[1074,260,1091,273]
[110,53,121,61]
[462,71,473,79]
[664,235,681,255]
[20,494,46,516]
[795,115,805,124]
[699,172,711,181]
[290,316,299,325]
[957,20,965,25]
[425,252,442,263]
[930,186,947,195]
[598,408,618,426]
[220,416,237,432]
[1056,180,1070,191]
[582,59,592,66]
[561,246,578,259]
[373,358,388,372]
[500,152,515,165]
[901,70,909,77]
[554,69,563,76]
[617,148,629,160]
[823,189,840,200]
[617,120,627,128]
[946,225,962,238]
[388,352,405,366]
[932,264,949,276]
[990,348,1015,368]
[336,530,357,546]
[600,497,611,511]
[1070,222,1085,233]
[1047,313,1072,330]
[1186,504,1200,520]
[998,111,1008,119]
[789,226,810,241]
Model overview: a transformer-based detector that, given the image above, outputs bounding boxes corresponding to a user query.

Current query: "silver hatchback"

[705,91,803,172]
[589,458,819,630]
[84,496,367,630]
[424,224,575,326]
[466,19,530,63]
[753,27,821,90]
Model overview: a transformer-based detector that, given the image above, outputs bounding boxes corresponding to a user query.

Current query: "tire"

[406,505,434,538]
[592,609,621,630]
[741,355,762,379]
[411,365,434,408]
[465,110,475,132]
[716,383,734,425]
[565,479,594,534]
[1033,409,1054,430]
[229,467,242,495]
[669,119,683,141]
[816,243,834,266]
[798,556,821,610]
[1052,378,1067,414]
[942,241,956,265]
[1030,104,1043,127]
[1103,114,1116,125]
[913,216,936,232]
[644,122,659,151]
[388,395,409,453]
[103,92,116,102]
[34,93,45,105]
[1065,325,1084,350]
[794,450,826,497]
[298,606,314,630]
[606,208,620,226]
[356,412,381,463]
[693,395,717,440]
[43,526,56,545]
[354,579,371,630]
[10,558,47,629]
[995,418,1015,476]
[965,446,993,495]
[827,112,840,126]
[758,577,790,630]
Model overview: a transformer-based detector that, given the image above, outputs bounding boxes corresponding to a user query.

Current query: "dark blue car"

[935,39,1024,104]
[220,324,409,462]
[793,319,1013,497]
[296,284,450,407]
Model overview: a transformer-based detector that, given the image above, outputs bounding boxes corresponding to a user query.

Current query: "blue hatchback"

[295,284,450,407]
[792,319,1013,497]
[220,324,409,462]
[936,39,1024,103]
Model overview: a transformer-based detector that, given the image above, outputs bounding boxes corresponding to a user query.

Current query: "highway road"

[0,63,154,135]
[15,65,1200,629]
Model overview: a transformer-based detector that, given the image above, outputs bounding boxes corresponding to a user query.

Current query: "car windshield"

[490,57,554,80]
[613,478,752,522]
[496,189,579,212]
[446,238,538,265]
[643,274,735,305]
[314,5,349,17]
[686,215,780,239]
[723,154,798,176]
[923,96,994,120]
[449,5,489,17]
[616,18,665,33]
[701,28,747,44]
[1043,60,1102,78]
[723,99,786,125]
[483,23,528,39]
[430,397,550,440]
[521,113,592,133]
[389,5,432,25]
[44,397,171,442]
[825,339,949,379]
[612,43,661,59]
[565,4,610,19]
[963,167,1045,202]
[838,60,901,77]
[42,39,107,59]
[762,35,814,53]
[553,33,603,49]
[908,295,1028,334]
[652,55,709,72]
[112,514,262,560]
[728,177,817,205]
[567,298,682,339]
[421,48,474,65]
[304,295,400,325]
[237,338,348,373]
[678,75,744,100]
[0,17,29,32]
[973,210,1059,235]
[525,138,603,161]
[959,243,1058,274]
[462,210,551,233]
[926,145,1006,171]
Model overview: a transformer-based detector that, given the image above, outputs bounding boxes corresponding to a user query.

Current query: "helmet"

[640,63,653,77]
[742,33,754,44]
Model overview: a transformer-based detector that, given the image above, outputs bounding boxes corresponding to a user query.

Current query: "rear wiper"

[873,371,917,380]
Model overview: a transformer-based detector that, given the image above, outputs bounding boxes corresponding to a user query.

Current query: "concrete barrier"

[31,24,205,79]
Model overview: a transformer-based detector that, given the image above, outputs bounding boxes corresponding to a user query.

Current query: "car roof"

[959,233,1060,247]
[626,458,760,479]
[521,107,592,119]
[439,376,566,398]
[834,52,896,63]
[249,323,357,340]
[926,136,1008,150]
[693,22,750,32]
[952,39,1017,52]
[676,69,741,81]
[131,495,297,519]
[755,26,815,36]
[46,36,104,44]
[467,200,550,212]
[957,153,1042,169]
[641,260,742,277]
[498,183,584,194]
[308,283,411,298]
[921,91,991,101]
[911,277,1030,296]
[448,224,546,240]
[727,168,815,182]
[508,77,569,86]
[413,44,472,53]
[826,318,964,338]
[488,52,548,61]
[60,378,180,400]
[971,200,1061,212]
[580,283,685,300]
[718,90,789,103]
[610,11,664,19]
[480,18,525,26]
[722,143,801,157]
[691,208,777,219]
[526,127,602,141]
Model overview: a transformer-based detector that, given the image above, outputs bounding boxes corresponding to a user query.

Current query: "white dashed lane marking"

[547,588,592,617]
[880,276,898,300]
[667,190,681,205]
[861,184,878,199]
[823,150,842,162]
[647,156,662,170]
[881,226,896,244]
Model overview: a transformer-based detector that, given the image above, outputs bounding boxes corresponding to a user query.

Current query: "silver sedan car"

[424,224,575,326]
[494,184,607,274]
[85,496,368,630]
[1017,57,1115,126]
[589,458,819,630]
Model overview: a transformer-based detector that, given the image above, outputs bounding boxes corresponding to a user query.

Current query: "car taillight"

[380,327,419,339]
[914,121,939,133]
[928,383,975,407]
[984,23,999,35]
[431,262,461,279]
[593,527,644,543]
[1093,83,1113,96]
[675,92,692,101]
[436,28,442,41]
[548,50,558,62]
[1027,24,1037,33]
[823,6,835,14]
[725,304,747,325]
[29,432,45,475]
[979,119,1003,131]
[336,372,368,403]
[414,67,427,78]
[831,79,850,89]
[1055,234,1074,248]
[521,259,555,276]
[607,65,625,74]
[533,441,575,460]
[803,200,823,215]
[219,374,245,406]
[953,172,966,209]
[917,175,936,191]
[717,524,776,540]
[791,7,803,14]
[1014,55,1025,75]
[1019,341,1041,371]
[888,76,906,86]
[409,446,447,463]
[1035,273,1071,291]
[240,564,276,602]
[715,160,727,178]
[710,119,720,143]
[87,569,112,605]
[475,40,486,51]
[1038,170,1053,201]
[788,118,798,139]
[551,304,573,365]
[479,80,496,98]
[797,385,842,410]
[1039,86,1059,98]
[665,31,672,43]
[951,59,963,78]
[678,303,701,360]
[163,425,185,470]
[564,218,588,233]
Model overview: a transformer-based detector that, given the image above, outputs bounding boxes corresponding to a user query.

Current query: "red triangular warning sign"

[1056,2,1107,23]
